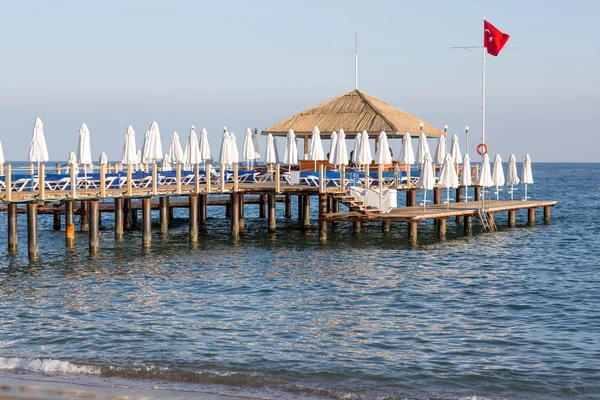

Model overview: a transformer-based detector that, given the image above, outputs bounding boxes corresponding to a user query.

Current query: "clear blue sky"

[0,0,597,162]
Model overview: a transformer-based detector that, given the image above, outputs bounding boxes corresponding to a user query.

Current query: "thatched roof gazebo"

[262,89,446,154]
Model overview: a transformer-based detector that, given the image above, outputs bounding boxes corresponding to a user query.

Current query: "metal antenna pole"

[482,13,486,146]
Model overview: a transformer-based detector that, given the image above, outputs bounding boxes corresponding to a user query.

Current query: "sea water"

[0,163,599,399]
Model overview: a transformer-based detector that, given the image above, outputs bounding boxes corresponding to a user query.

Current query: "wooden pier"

[0,163,558,259]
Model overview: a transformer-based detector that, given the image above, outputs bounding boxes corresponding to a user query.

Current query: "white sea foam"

[0,357,100,374]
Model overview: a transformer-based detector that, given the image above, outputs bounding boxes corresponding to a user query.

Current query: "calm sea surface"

[0,163,599,399]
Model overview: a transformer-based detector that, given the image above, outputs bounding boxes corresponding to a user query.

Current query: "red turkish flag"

[484,20,510,56]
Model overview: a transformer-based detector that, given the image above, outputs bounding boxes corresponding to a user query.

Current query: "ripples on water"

[1,163,599,399]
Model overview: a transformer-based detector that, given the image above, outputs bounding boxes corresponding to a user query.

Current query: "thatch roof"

[262,89,445,139]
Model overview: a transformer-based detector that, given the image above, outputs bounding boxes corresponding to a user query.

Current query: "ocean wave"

[0,357,100,374]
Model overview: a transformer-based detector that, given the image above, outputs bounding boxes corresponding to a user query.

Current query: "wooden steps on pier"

[332,192,383,214]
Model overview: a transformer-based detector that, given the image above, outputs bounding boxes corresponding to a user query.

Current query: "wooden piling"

[53,203,61,231]
[331,197,339,229]
[114,197,124,240]
[406,189,417,207]
[230,193,240,237]
[268,194,276,233]
[488,212,495,228]
[544,206,551,224]
[159,196,169,235]
[89,200,100,253]
[27,202,39,260]
[189,194,199,242]
[8,202,18,253]
[199,194,207,232]
[528,208,536,226]
[455,188,463,224]
[464,215,472,235]
[297,195,304,222]
[353,221,361,235]
[437,218,447,239]
[142,197,152,248]
[433,187,441,205]
[65,200,75,248]
[80,201,89,232]
[285,194,292,218]
[474,186,481,201]
[225,196,231,219]
[239,194,244,233]
[319,194,328,241]
[259,194,266,218]
[382,221,391,232]
[131,206,138,227]
[303,195,311,230]
[408,222,418,243]
[508,210,516,227]
[123,198,131,231]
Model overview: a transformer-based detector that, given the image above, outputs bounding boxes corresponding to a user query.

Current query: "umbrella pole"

[524,184,528,201]
[423,190,427,210]
[511,184,514,202]
[496,185,499,201]
[446,188,450,209]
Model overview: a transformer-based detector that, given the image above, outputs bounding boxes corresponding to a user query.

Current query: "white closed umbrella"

[450,135,463,165]
[328,131,338,164]
[141,131,151,164]
[68,151,79,174]
[477,153,494,199]
[351,130,362,165]
[433,134,446,165]
[183,126,201,167]
[29,117,49,168]
[416,132,431,165]
[169,131,184,164]
[199,128,212,163]
[283,129,298,166]
[230,132,239,164]
[242,128,257,168]
[374,131,392,165]
[121,125,137,165]
[147,121,163,163]
[417,153,435,208]
[332,129,348,167]
[77,123,93,174]
[439,153,459,207]
[356,131,372,166]
[99,152,108,166]
[265,133,278,165]
[0,139,4,165]
[492,154,505,200]
[161,154,172,171]
[136,150,142,167]
[399,132,415,165]
[522,154,533,200]
[461,153,472,203]
[506,154,520,201]
[252,129,261,161]
[219,129,231,166]
[308,126,325,161]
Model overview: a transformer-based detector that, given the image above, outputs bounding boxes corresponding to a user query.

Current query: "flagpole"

[482,13,486,147]
[355,33,358,90]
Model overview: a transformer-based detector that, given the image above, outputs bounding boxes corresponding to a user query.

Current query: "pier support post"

[528,208,536,226]
[27,202,39,260]
[406,189,417,207]
[353,221,361,235]
[8,203,18,253]
[53,203,61,231]
[114,198,123,240]
[474,186,481,201]
[80,201,89,232]
[89,200,99,253]
[331,198,339,229]
[297,195,304,222]
[319,194,328,241]
[131,206,138,226]
[544,206,551,225]
[488,212,495,228]
[230,193,240,237]
[433,187,441,205]
[464,215,472,235]
[408,222,418,244]
[159,196,169,235]
[189,195,198,242]
[508,210,516,227]
[65,200,75,248]
[199,194,207,232]
[437,218,447,239]
[455,188,463,224]
[142,197,152,248]
[285,194,292,218]
[123,198,131,231]
[225,197,231,219]
[382,221,391,232]
[239,194,245,233]
[268,194,276,233]
[303,195,311,230]
[259,195,266,218]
